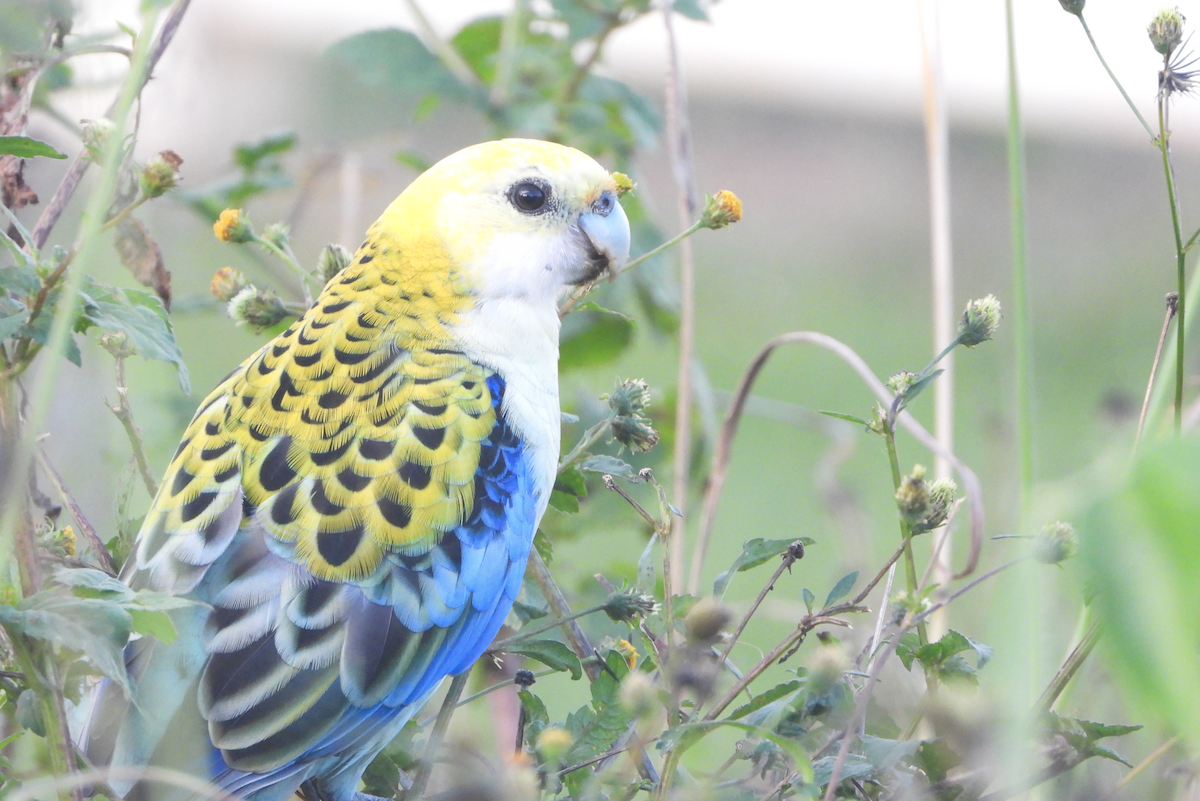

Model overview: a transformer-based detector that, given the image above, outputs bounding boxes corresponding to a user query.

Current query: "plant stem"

[557,415,614,474]
[883,423,925,646]
[663,2,699,596]
[490,603,609,652]
[108,349,159,498]
[1077,14,1155,138]
[1004,0,1034,504]
[716,543,804,665]
[400,0,479,88]
[34,449,116,575]
[1136,293,1178,450]
[1034,620,1101,715]
[527,551,603,683]
[1157,94,1187,433]
[407,671,469,801]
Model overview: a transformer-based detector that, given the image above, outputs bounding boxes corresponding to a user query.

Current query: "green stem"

[1005,0,1034,502]
[557,415,615,474]
[1157,94,1187,433]
[254,235,314,301]
[1077,14,1155,139]
[1034,620,1101,715]
[407,671,469,801]
[883,424,925,647]
[490,602,609,651]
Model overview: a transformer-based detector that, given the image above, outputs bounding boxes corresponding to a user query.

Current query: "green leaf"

[0,593,132,693]
[1080,437,1200,745]
[533,528,553,564]
[802,588,815,614]
[672,0,710,21]
[15,690,45,737]
[818,410,870,428]
[78,283,190,392]
[562,652,633,772]
[577,454,642,482]
[635,534,657,592]
[728,680,802,721]
[0,310,26,340]
[550,467,588,513]
[127,609,177,643]
[896,368,943,413]
[518,689,550,748]
[548,490,579,514]
[714,537,813,598]
[451,16,503,82]
[325,29,470,106]
[861,735,920,771]
[506,639,582,680]
[0,135,66,159]
[810,754,873,787]
[823,571,859,609]
[559,308,635,370]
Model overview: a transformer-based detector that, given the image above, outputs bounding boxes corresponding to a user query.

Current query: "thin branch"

[29,0,193,250]
[1137,293,1179,448]
[1034,620,1101,716]
[527,550,603,683]
[34,448,116,575]
[717,542,805,665]
[106,346,159,498]
[1077,14,1155,138]
[407,671,470,801]
[489,603,608,652]
[693,331,986,585]
[663,2,699,596]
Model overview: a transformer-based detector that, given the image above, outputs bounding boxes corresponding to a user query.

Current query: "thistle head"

[1034,521,1078,565]
[139,150,182,198]
[957,295,1002,347]
[1149,8,1186,57]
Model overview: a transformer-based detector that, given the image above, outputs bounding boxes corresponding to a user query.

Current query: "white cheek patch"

[475,230,584,303]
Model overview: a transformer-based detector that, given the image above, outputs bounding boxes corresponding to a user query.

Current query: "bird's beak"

[574,194,631,285]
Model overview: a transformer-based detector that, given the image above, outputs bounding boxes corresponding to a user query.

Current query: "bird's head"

[374,139,630,305]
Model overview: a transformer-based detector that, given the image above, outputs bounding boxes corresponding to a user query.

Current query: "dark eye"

[510,181,549,213]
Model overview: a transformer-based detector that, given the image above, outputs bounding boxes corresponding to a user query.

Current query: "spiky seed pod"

[1034,521,1078,564]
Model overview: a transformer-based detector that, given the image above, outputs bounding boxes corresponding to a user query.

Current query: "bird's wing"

[91,258,539,786]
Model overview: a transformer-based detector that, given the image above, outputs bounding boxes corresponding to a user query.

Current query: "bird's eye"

[510,181,549,213]
[593,192,615,216]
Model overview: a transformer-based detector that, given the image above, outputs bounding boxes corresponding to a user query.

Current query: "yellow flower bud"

[700,190,743,229]
[611,171,635,195]
[213,208,253,244]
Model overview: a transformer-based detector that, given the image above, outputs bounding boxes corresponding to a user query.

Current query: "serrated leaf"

[823,571,859,609]
[1075,719,1142,740]
[0,136,67,159]
[578,454,642,482]
[15,690,45,737]
[506,639,582,680]
[0,594,132,693]
[518,689,550,748]
[562,652,632,767]
[818,410,871,427]
[78,283,189,392]
[714,537,814,598]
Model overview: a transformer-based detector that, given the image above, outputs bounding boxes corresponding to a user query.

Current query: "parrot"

[75,138,631,801]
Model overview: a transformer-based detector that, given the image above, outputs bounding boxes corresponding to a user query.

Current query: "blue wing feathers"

[83,373,542,801]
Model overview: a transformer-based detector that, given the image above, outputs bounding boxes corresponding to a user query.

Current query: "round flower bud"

[210,266,249,302]
[1034,521,1078,565]
[260,222,290,250]
[895,465,930,526]
[619,671,658,719]
[317,244,353,284]
[957,294,1002,348]
[699,190,743,229]
[535,727,574,763]
[1058,0,1085,16]
[1149,8,1185,56]
[604,589,660,623]
[213,208,254,244]
[611,171,635,195]
[684,597,732,644]
[139,150,182,198]
[227,286,288,329]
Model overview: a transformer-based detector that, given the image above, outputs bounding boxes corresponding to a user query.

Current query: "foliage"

[0,1,1187,801]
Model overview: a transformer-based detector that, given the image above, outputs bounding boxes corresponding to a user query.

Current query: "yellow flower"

[213,208,253,243]
[699,190,743,229]
[611,171,635,195]
[61,525,75,557]
[614,638,639,670]
[210,266,249,302]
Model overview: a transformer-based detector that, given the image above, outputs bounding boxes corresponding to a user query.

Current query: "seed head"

[1058,0,1085,16]
[317,244,353,284]
[619,671,658,719]
[957,294,1002,347]
[228,286,288,329]
[684,597,733,644]
[895,465,930,526]
[260,222,290,250]
[611,171,635,195]
[80,119,116,162]
[887,370,917,397]
[139,150,182,198]
[210,266,249,302]
[1149,8,1186,57]
[535,727,574,762]
[699,190,743,229]
[1034,521,1078,565]
[214,208,254,244]
[603,589,660,623]
[914,476,959,533]
[605,379,660,453]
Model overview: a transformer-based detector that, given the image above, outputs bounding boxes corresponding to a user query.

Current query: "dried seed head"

[139,151,182,198]
[611,171,635,195]
[210,266,249,302]
[605,379,660,453]
[260,222,290,250]
[1058,0,1085,16]
[228,286,288,329]
[317,243,353,284]
[604,589,660,623]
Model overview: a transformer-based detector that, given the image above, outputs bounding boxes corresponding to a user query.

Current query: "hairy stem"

[108,350,159,498]
[1157,93,1187,433]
